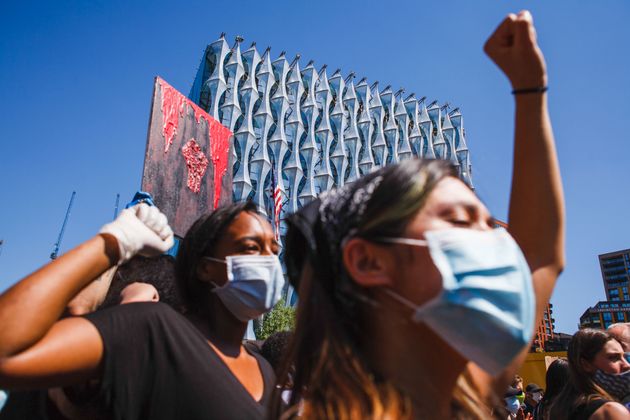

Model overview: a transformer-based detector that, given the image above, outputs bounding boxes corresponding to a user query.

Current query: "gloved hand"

[99,203,174,264]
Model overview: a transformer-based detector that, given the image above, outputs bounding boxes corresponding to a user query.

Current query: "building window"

[610,289,620,296]
[604,313,613,321]
[618,312,626,321]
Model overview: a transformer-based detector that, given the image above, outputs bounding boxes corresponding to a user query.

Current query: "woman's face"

[589,339,630,374]
[199,211,279,287]
[389,176,495,306]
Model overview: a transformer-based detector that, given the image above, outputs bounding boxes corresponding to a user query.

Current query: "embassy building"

[186,34,474,305]
[187,34,473,229]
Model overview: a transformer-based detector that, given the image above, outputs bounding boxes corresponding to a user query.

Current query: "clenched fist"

[99,203,174,264]
[484,10,547,90]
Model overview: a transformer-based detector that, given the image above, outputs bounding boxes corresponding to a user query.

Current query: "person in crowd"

[533,358,569,420]
[504,386,525,419]
[100,254,184,311]
[549,329,630,419]
[261,331,293,374]
[275,10,564,419]
[118,281,159,304]
[261,331,295,406]
[512,375,525,405]
[608,323,630,353]
[523,383,543,417]
[0,201,284,419]
[0,254,184,420]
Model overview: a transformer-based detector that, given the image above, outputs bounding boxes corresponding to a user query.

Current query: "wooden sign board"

[142,77,233,237]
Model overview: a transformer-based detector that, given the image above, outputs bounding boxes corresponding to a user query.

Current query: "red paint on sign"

[208,119,231,209]
[157,77,232,208]
[159,80,186,153]
[181,138,209,194]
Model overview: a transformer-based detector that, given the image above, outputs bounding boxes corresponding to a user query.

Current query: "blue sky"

[1,0,628,334]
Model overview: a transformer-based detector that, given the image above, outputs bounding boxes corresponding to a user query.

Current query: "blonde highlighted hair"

[273,159,497,419]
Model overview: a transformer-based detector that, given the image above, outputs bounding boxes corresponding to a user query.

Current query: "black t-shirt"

[84,302,275,420]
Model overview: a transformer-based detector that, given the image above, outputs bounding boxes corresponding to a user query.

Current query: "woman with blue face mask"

[0,201,285,419]
[272,10,564,420]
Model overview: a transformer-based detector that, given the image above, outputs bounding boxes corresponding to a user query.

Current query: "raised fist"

[484,10,547,90]
[99,203,174,264]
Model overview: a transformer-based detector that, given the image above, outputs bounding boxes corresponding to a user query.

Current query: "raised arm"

[0,204,173,388]
[474,11,564,393]
[484,10,564,317]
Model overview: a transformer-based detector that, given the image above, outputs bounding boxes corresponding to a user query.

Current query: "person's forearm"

[66,266,118,316]
[0,234,118,357]
[508,93,565,274]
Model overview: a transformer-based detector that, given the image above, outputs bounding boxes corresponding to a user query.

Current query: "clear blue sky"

[1,0,628,334]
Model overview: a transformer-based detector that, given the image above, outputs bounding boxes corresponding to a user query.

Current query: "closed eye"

[239,241,262,254]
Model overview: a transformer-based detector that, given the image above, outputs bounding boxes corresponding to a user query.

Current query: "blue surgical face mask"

[504,396,521,415]
[378,227,535,376]
[205,254,285,322]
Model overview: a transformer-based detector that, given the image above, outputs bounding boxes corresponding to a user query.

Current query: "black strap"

[512,86,548,95]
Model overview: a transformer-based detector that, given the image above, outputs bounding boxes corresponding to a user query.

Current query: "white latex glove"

[99,203,174,264]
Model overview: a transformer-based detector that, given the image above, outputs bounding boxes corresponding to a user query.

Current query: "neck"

[188,295,248,357]
[365,306,468,418]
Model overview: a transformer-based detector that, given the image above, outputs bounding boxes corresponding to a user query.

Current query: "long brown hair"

[548,329,616,420]
[271,159,492,419]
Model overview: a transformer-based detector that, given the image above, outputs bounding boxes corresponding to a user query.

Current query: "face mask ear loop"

[204,256,227,264]
[382,288,420,312]
[202,257,228,292]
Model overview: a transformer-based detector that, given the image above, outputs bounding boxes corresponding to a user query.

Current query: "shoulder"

[83,302,188,345]
[86,301,180,325]
[590,402,630,420]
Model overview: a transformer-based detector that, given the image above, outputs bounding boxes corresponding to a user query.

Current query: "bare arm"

[590,402,630,420]
[0,204,173,389]
[476,10,565,393]
[484,10,565,308]
[0,235,117,358]
[66,266,118,316]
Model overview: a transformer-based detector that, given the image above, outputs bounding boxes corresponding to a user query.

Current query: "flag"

[270,169,283,242]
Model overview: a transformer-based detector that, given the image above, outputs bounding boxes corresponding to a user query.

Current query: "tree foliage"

[256,298,296,340]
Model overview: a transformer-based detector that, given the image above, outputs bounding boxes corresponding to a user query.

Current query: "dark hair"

[549,329,617,419]
[536,359,569,419]
[261,331,293,373]
[175,201,257,313]
[273,159,490,419]
[99,255,184,312]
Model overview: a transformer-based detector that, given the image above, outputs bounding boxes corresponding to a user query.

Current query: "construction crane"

[113,193,120,220]
[50,191,76,260]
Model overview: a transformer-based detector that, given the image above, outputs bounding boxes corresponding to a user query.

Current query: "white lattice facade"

[188,34,473,237]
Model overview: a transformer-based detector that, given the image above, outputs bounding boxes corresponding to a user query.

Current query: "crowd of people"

[0,10,627,420]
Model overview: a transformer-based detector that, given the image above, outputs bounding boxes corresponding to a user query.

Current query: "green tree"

[256,298,295,340]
